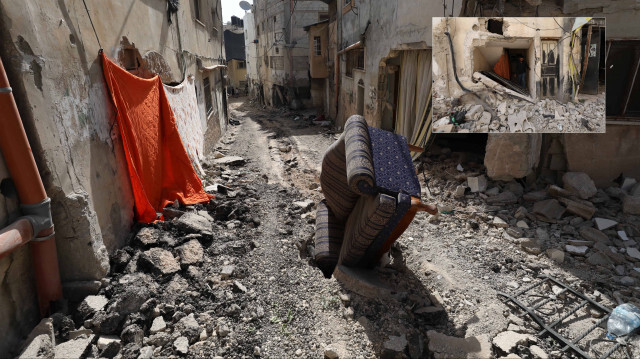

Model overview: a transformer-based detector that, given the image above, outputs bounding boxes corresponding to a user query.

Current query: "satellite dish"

[239,1,251,11]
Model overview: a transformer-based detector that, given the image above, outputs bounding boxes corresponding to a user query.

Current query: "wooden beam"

[579,25,593,88]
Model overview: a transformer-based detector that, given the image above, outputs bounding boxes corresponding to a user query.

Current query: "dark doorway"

[540,40,559,98]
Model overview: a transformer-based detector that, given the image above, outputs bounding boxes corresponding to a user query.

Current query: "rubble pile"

[412,146,640,358]
[433,92,605,133]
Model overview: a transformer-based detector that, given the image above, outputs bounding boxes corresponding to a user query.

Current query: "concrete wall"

[243,12,260,97]
[253,0,327,106]
[308,23,330,78]
[334,0,463,128]
[432,17,575,102]
[227,59,247,89]
[0,0,225,355]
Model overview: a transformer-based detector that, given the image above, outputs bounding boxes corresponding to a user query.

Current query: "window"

[203,77,212,114]
[314,36,322,56]
[275,47,279,54]
[237,61,246,69]
[194,0,201,21]
[345,48,365,77]
[273,16,277,23]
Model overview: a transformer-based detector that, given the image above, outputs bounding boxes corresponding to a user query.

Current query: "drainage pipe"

[0,55,62,317]
[444,31,472,93]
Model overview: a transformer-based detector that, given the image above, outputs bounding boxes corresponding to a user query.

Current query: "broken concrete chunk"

[54,335,94,359]
[466,104,484,119]
[557,197,595,220]
[468,175,488,193]
[18,318,55,359]
[532,199,565,221]
[150,316,167,334]
[492,331,534,355]
[382,334,408,354]
[140,248,180,275]
[427,331,492,359]
[175,212,212,236]
[523,190,548,202]
[566,245,589,256]
[454,185,467,198]
[562,172,597,199]
[594,217,617,231]
[621,177,638,193]
[520,238,542,255]
[546,249,564,263]
[173,336,189,355]
[486,191,518,205]
[497,102,507,114]
[212,156,245,165]
[175,314,200,343]
[622,195,640,215]
[76,295,108,320]
[579,227,612,245]
[176,239,204,265]
[627,247,640,261]
[618,231,630,241]
[492,217,508,228]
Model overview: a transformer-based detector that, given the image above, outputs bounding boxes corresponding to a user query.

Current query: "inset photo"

[432,17,605,133]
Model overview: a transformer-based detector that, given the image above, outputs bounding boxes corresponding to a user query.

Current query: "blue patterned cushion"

[368,126,421,199]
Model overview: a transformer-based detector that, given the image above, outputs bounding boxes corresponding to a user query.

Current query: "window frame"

[314,36,322,56]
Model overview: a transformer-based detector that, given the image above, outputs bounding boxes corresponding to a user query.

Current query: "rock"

[233,280,247,293]
[91,311,123,335]
[516,221,529,229]
[506,227,524,239]
[587,252,612,266]
[622,196,640,215]
[621,177,638,193]
[492,331,533,354]
[217,324,231,337]
[479,111,492,125]
[468,175,488,193]
[594,218,617,231]
[97,335,121,350]
[627,247,640,261]
[533,199,565,221]
[140,248,180,275]
[546,249,564,263]
[175,212,212,235]
[176,239,204,265]
[382,334,407,355]
[568,239,593,247]
[631,183,640,196]
[557,197,595,219]
[212,156,245,165]
[150,316,166,334]
[100,340,121,359]
[620,276,636,286]
[492,217,508,228]
[138,346,154,359]
[427,331,492,359]
[120,324,143,345]
[563,172,597,199]
[486,187,500,196]
[618,231,630,241]
[76,295,109,320]
[486,191,518,205]
[175,314,200,343]
[467,104,484,118]
[220,265,235,279]
[173,336,189,355]
[109,282,152,316]
[18,318,55,359]
[68,329,93,340]
[324,347,340,359]
[579,227,612,245]
[498,102,507,114]
[135,227,162,247]
[293,200,314,210]
[520,239,542,255]
[54,335,94,359]
[454,185,467,198]
[514,206,527,219]
[566,245,589,256]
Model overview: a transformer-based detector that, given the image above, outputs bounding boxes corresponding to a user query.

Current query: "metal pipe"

[0,55,62,317]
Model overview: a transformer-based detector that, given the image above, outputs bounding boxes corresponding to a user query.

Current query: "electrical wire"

[512,17,562,32]
[82,0,102,49]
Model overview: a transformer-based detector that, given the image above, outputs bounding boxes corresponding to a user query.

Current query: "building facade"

[224,23,248,93]
[0,0,226,354]
[251,0,329,108]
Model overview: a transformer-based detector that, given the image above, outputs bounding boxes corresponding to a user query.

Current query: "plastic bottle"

[606,303,640,340]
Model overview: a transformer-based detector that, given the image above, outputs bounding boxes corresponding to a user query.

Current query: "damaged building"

[250,0,328,108]
[223,18,248,95]
[0,0,227,355]
[432,17,606,133]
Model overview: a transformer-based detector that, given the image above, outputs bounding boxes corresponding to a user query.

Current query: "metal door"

[541,40,559,98]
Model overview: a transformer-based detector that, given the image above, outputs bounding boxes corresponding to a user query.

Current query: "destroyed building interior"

[0,0,639,358]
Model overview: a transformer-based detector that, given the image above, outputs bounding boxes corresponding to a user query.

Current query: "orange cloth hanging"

[493,52,511,80]
[101,52,212,223]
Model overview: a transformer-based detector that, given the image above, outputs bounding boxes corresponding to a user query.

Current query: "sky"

[221,0,252,23]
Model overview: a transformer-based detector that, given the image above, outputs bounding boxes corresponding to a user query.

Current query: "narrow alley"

[23,96,635,358]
